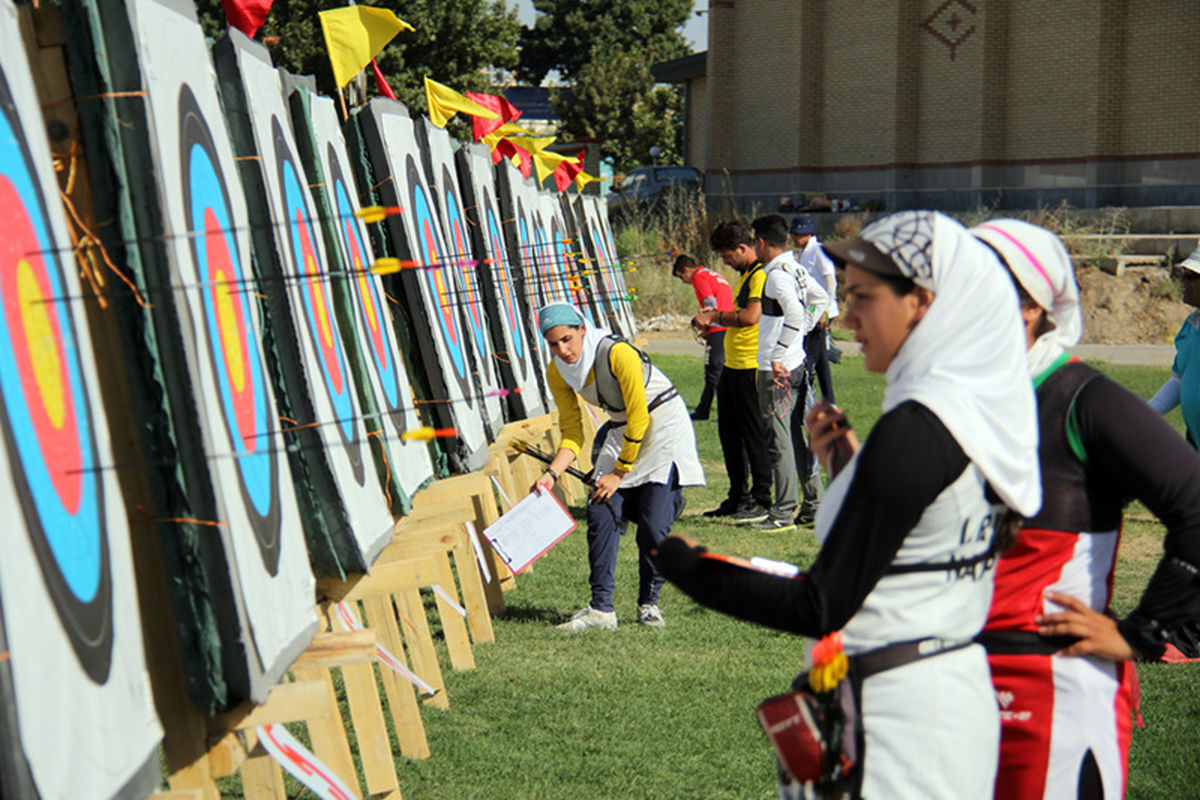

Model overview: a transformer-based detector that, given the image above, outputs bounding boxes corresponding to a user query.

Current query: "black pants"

[717,366,771,509]
[804,325,835,403]
[693,330,725,417]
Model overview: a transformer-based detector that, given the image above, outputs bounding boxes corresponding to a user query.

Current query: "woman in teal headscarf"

[533,302,704,631]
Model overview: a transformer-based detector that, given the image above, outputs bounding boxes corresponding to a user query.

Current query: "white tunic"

[578,361,705,489]
[811,451,1001,799]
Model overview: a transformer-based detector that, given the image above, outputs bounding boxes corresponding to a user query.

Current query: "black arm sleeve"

[1074,378,1200,659]
[656,402,969,637]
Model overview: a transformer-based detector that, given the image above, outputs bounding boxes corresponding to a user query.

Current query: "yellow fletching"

[401,426,435,442]
[371,258,402,275]
[356,205,387,223]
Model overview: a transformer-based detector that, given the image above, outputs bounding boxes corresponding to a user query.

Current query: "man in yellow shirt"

[693,221,772,522]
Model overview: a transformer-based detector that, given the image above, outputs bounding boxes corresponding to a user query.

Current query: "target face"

[0,73,112,683]
[179,84,281,574]
[273,118,363,483]
[441,167,490,366]
[328,145,401,411]
[405,155,471,397]
[548,215,579,307]
[485,201,525,362]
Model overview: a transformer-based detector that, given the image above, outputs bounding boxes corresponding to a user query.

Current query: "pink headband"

[976,223,1054,296]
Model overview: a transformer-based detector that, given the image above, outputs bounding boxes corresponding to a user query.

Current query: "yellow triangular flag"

[481,122,532,151]
[507,135,556,154]
[424,77,499,128]
[575,171,600,191]
[531,149,573,185]
[319,6,413,88]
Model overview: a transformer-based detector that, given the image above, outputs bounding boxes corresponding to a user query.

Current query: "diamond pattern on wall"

[920,0,978,61]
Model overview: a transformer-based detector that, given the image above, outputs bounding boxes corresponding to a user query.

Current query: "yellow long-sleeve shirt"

[547,341,650,470]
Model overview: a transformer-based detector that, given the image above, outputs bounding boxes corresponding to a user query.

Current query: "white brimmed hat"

[970,219,1082,348]
[1181,245,1200,275]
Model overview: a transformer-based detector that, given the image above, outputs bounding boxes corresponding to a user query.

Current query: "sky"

[511,1,709,55]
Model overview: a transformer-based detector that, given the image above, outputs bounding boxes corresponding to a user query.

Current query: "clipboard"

[483,488,578,574]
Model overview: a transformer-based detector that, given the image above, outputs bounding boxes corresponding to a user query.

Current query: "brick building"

[653,0,1200,212]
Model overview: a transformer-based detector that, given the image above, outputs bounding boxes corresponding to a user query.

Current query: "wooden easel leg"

[361,596,430,760]
[290,667,360,795]
[240,729,288,800]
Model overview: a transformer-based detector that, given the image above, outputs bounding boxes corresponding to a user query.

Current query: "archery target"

[580,195,637,337]
[181,85,282,571]
[571,195,625,335]
[216,31,395,571]
[540,192,595,324]
[495,160,551,368]
[418,120,503,435]
[305,90,433,504]
[558,195,606,325]
[0,4,161,796]
[359,101,488,472]
[455,143,545,419]
[128,0,316,701]
[593,196,638,337]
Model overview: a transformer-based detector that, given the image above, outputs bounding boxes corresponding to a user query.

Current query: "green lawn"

[248,353,1200,799]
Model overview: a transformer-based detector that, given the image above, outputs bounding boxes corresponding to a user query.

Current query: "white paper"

[483,488,577,573]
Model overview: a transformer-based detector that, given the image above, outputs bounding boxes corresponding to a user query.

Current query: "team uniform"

[1150,309,1200,446]
[796,234,839,401]
[546,322,704,615]
[689,266,733,419]
[969,218,1200,800]
[660,212,1040,799]
[716,261,772,512]
[983,354,1200,799]
[757,252,826,524]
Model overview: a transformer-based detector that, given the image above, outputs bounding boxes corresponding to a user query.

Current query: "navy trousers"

[585,466,682,612]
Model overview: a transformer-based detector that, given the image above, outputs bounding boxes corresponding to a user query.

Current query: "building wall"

[693,0,1200,210]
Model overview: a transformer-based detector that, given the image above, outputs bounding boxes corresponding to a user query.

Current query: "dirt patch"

[1076,266,1189,345]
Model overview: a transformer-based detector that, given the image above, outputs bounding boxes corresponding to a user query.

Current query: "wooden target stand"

[20,9,611,797]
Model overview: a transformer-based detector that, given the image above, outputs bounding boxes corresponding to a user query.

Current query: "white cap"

[970,219,1082,348]
[1181,245,1200,275]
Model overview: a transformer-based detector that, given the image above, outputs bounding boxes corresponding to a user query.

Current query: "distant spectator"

[1150,245,1200,447]
[672,254,733,420]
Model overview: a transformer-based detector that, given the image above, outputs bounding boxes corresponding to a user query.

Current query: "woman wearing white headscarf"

[658,211,1038,799]
[534,303,703,631]
[972,219,1200,800]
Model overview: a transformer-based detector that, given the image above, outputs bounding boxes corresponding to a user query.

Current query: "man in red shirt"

[673,254,733,420]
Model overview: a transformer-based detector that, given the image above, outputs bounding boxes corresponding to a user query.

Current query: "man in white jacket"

[750,215,827,531]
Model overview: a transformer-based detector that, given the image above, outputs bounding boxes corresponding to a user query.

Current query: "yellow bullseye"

[17,259,65,429]
[213,270,246,393]
[308,253,335,348]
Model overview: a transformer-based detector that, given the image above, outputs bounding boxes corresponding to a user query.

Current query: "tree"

[195,0,519,127]
[518,0,691,172]
[556,48,682,171]
[518,0,691,87]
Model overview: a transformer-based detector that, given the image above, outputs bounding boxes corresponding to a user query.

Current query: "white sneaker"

[637,603,666,628]
[556,606,618,631]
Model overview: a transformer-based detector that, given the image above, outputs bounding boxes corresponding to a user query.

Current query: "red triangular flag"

[505,139,533,178]
[553,148,586,191]
[370,59,397,100]
[222,0,274,37]
[467,91,522,142]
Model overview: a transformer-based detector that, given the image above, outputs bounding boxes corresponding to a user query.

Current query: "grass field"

[226,353,1200,799]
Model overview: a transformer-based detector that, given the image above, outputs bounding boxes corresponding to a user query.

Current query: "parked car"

[607,165,704,222]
